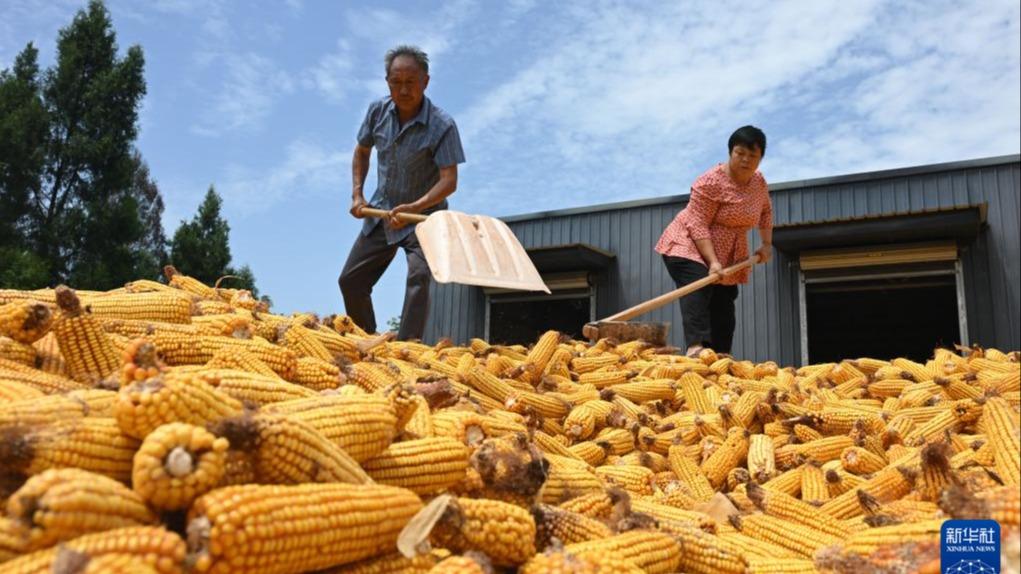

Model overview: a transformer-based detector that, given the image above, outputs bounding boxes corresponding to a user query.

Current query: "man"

[340,45,465,340]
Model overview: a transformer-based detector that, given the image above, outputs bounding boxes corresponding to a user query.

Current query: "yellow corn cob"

[982,396,1020,485]
[531,504,613,548]
[717,531,802,560]
[759,464,804,498]
[51,286,121,384]
[0,378,44,403]
[278,322,333,361]
[578,368,635,389]
[676,372,714,414]
[730,513,842,558]
[0,301,52,344]
[840,446,887,475]
[746,434,776,483]
[0,516,28,564]
[287,356,342,390]
[594,464,654,495]
[520,548,643,574]
[745,481,849,538]
[432,410,491,447]
[132,422,229,511]
[666,444,715,501]
[556,489,622,519]
[524,329,562,376]
[264,391,401,462]
[361,437,468,495]
[7,468,156,550]
[659,520,746,574]
[540,462,605,504]
[504,389,570,419]
[191,313,251,338]
[30,331,66,375]
[611,379,676,403]
[594,427,636,456]
[701,429,750,489]
[211,411,371,485]
[744,557,818,574]
[0,526,186,574]
[820,458,918,519]
[315,552,437,574]
[0,393,95,428]
[203,346,277,376]
[195,369,315,406]
[0,417,140,482]
[792,435,855,464]
[186,483,421,574]
[420,496,535,566]
[800,461,829,503]
[116,369,244,440]
[83,292,194,324]
[161,265,217,299]
[566,531,681,574]
[841,519,942,556]
[345,361,403,392]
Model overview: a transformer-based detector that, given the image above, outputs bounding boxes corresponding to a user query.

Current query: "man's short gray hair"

[385,45,429,76]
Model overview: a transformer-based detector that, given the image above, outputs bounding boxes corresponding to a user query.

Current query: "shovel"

[360,207,550,293]
[582,255,761,345]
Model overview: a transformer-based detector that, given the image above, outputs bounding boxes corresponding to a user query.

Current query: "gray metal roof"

[501,154,1020,223]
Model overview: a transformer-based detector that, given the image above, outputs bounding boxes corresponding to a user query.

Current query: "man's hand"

[349,194,367,219]
[387,202,421,229]
[755,243,773,264]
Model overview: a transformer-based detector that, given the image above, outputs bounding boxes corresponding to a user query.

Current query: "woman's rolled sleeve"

[758,194,773,229]
[684,185,719,241]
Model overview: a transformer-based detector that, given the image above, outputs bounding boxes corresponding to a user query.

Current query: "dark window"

[806,275,960,363]
[489,294,590,345]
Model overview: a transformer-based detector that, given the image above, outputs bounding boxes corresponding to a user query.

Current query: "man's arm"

[350,144,372,218]
[387,164,458,228]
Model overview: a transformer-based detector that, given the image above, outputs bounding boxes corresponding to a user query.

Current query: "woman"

[655,125,773,358]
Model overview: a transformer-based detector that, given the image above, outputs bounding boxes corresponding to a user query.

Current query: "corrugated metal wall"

[425,156,1020,363]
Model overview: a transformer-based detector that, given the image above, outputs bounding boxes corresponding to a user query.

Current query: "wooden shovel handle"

[359,207,429,223]
[603,256,760,323]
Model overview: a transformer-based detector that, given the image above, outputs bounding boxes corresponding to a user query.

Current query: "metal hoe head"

[414,210,550,293]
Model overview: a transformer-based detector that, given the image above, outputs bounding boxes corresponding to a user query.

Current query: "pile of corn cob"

[0,269,1018,574]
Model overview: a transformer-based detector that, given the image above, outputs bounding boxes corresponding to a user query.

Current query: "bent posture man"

[340,45,465,340]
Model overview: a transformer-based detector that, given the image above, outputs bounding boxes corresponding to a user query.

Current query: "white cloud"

[215,140,349,215]
[191,52,295,136]
[303,39,354,104]
[452,0,1020,217]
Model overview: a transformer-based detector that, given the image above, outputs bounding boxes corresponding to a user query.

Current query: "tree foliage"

[170,186,261,297]
[0,0,165,289]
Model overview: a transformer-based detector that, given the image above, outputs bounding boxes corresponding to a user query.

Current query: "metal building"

[424,155,1020,365]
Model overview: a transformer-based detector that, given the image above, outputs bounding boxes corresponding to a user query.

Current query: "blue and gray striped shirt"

[357,96,466,244]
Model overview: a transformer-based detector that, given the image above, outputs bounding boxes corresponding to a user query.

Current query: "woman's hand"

[708,260,724,278]
[755,243,773,264]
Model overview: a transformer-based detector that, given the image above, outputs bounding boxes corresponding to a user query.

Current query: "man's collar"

[387,96,431,126]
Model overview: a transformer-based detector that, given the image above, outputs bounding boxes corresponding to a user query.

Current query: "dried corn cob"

[565,530,681,574]
[0,417,140,482]
[52,286,121,384]
[0,301,52,344]
[0,526,186,574]
[83,291,194,324]
[361,437,469,495]
[187,483,420,573]
[132,422,229,510]
[7,468,156,550]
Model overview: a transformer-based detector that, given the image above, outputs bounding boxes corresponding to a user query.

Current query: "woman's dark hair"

[728,125,767,156]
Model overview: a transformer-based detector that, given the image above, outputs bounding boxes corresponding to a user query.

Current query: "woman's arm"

[685,181,722,275]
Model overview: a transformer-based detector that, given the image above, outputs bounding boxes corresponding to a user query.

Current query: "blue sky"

[3,0,1019,325]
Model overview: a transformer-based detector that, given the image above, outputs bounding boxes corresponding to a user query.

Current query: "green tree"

[0,43,50,288]
[171,186,261,297]
[0,0,164,289]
